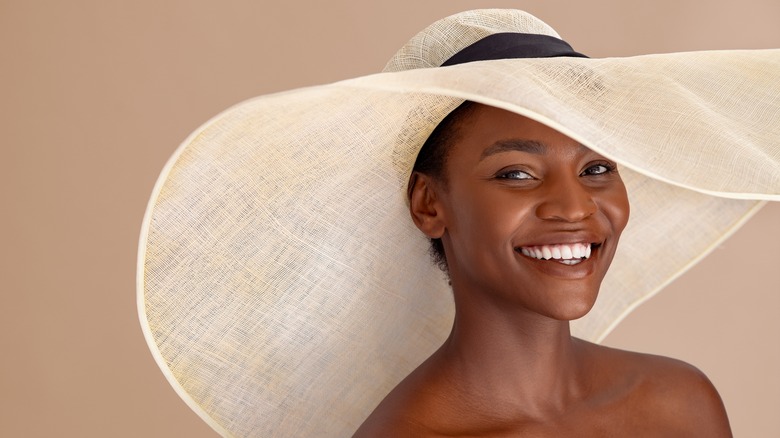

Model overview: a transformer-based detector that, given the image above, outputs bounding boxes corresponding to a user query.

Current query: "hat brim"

[138,51,779,437]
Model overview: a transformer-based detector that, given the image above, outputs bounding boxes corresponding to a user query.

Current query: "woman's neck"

[435,294,587,420]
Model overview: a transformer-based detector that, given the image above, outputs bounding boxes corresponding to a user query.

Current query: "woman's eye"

[497,169,533,180]
[581,163,614,176]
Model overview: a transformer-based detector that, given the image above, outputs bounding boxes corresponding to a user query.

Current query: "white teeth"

[560,259,582,265]
[518,243,594,262]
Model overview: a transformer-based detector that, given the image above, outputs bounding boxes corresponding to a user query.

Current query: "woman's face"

[417,104,630,321]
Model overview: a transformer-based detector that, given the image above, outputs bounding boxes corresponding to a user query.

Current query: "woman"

[138,9,779,437]
[355,102,730,436]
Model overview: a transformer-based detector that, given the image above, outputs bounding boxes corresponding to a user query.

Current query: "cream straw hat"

[138,9,780,437]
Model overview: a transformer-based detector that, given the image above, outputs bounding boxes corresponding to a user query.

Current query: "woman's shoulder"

[351,356,450,437]
[581,340,732,436]
[584,339,724,401]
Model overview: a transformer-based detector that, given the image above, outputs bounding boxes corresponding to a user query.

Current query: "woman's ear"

[408,172,446,239]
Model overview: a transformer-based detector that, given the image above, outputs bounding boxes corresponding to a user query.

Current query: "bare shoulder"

[351,378,429,438]
[352,357,445,438]
[584,341,732,437]
[353,412,429,438]
[633,352,731,436]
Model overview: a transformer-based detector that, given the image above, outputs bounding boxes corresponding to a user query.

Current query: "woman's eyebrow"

[480,139,546,160]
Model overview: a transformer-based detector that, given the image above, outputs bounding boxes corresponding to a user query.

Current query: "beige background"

[2,1,778,436]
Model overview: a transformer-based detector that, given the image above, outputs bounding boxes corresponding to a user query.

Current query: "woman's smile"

[515,241,600,280]
[518,242,593,264]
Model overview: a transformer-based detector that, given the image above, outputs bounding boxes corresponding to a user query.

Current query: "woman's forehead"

[451,104,594,159]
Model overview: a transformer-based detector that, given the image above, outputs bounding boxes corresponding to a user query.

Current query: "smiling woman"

[137,9,780,437]
[356,104,729,436]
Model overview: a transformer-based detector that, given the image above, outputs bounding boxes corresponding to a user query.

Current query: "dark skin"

[354,104,731,437]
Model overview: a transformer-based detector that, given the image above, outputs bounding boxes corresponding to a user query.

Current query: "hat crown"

[384,9,561,72]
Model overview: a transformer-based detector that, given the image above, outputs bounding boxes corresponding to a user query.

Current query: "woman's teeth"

[519,243,592,264]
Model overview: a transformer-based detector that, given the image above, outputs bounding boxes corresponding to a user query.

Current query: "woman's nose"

[535,176,597,222]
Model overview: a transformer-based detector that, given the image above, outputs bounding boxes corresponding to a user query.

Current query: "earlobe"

[408,172,446,239]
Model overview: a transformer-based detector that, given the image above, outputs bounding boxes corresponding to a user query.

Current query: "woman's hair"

[411,100,477,272]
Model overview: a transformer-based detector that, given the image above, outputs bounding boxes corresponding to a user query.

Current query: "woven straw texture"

[138,10,780,438]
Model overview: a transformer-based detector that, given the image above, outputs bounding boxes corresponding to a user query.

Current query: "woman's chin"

[554,299,598,322]
[538,287,601,322]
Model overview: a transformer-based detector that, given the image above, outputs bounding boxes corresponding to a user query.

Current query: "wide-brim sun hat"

[137,9,780,437]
